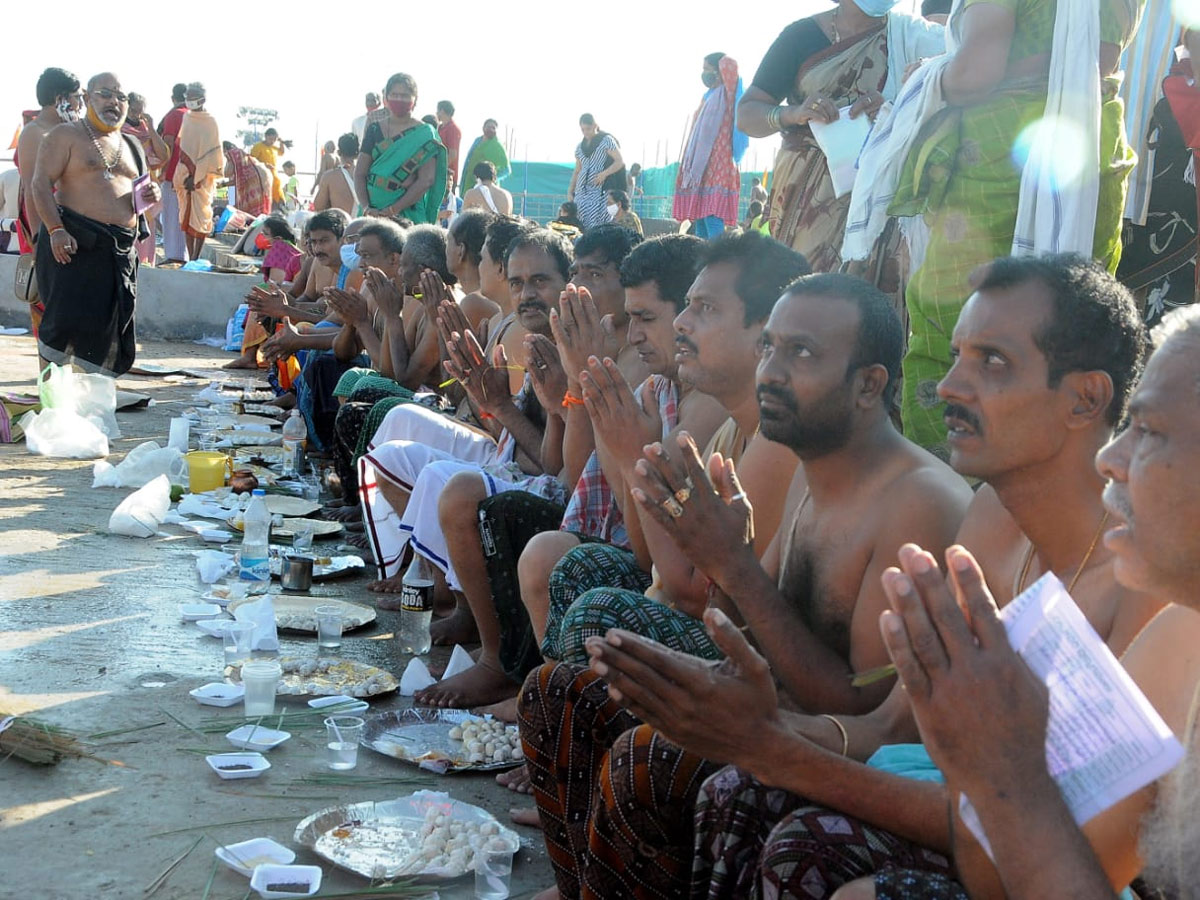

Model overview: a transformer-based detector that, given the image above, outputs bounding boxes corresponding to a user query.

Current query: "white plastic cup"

[168,417,190,452]
[241,660,282,717]
[474,836,518,899]
[292,523,315,554]
[324,715,364,770]
[222,621,255,667]
[314,605,342,651]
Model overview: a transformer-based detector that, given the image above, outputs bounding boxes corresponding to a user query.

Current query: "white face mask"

[606,203,619,217]
[185,98,203,111]
[57,99,79,123]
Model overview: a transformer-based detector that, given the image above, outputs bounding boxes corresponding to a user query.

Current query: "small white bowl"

[307,695,369,714]
[201,529,234,543]
[214,837,295,876]
[250,864,322,898]
[205,752,271,780]
[226,724,291,752]
[195,618,236,639]
[190,682,245,707]
[180,602,223,622]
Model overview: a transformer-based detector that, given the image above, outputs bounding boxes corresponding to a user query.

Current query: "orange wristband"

[561,392,585,408]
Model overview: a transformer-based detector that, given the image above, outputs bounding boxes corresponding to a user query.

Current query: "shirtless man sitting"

[519,273,973,898]
[462,161,512,216]
[833,302,1200,899]
[444,208,502,330]
[583,254,1161,899]
[312,132,361,215]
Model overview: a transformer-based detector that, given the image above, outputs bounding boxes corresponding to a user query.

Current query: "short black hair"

[421,114,438,128]
[282,160,295,170]
[579,113,596,127]
[575,223,641,268]
[698,230,812,326]
[921,0,953,14]
[357,219,406,256]
[261,216,297,244]
[337,132,359,158]
[608,189,631,210]
[309,208,348,239]
[437,100,455,116]
[265,127,278,138]
[977,254,1148,426]
[704,52,726,68]
[783,273,904,408]
[36,67,79,107]
[505,228,574,283]
[484,216,532,269]
[747,200,764,218]
[558,202,579,219]
[450,208,496,268]
[474,161,497,182]
[172,82,187,101]
[620,234,705,313]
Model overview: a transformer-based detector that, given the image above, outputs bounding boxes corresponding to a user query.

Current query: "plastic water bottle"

[239,489,271,582]
[399,554,434,655]
[281,410,308,476]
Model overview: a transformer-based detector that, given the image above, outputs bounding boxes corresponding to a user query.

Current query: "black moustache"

[756,386,796,408]
[674,337,698,353]
[943,403,983,432]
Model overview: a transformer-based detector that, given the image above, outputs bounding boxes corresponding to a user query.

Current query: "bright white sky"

[3,0,928,174]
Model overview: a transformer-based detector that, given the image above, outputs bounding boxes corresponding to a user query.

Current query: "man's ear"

[858,363,890,408]
[1063,370,1114,429]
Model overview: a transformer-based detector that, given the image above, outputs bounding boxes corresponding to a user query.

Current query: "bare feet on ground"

[478,695,519,722]
[497,764,532,795]
[321,505,362,522]
[222,356,260,370]
[509,805,541,827]
[413,660,516,708]
[430,605,480,646]
[268,394,296,410]
[346,532,370,551]
[367,575,406,593]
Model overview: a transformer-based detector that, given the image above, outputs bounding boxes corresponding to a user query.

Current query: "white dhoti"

[159,179,186,261]
[358,406,566,581]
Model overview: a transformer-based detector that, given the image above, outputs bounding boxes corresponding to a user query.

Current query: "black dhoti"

[36,206,139,377]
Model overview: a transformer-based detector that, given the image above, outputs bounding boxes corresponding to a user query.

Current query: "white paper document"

[807,105,873,198]
[959,573,1184,858]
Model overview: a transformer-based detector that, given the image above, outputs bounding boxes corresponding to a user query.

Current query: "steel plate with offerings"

[294,791,520,881]
[227,657,397,698]
[268,554,366,582]
[271,517,342,539]
[228,596,375,633]
[361,709,523,774]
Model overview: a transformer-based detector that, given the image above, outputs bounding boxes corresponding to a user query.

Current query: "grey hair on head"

[186,81,206,95]
[1151,303,1200,351]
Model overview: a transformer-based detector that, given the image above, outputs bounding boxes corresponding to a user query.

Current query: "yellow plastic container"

[187,451,232,493]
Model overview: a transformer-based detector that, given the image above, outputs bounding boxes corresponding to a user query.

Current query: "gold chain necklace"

[83,119,123,180]
[1013,511,1110,596]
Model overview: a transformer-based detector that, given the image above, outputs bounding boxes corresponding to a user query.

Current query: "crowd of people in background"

[9,0,1200,898]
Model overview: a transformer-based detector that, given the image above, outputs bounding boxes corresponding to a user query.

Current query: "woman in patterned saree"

[354,72,448,226]
[737,0,942,273]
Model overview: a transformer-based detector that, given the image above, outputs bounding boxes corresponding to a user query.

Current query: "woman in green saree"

[354,72,448,225]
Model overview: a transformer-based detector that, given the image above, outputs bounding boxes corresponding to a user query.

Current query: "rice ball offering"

[447,717,523,765]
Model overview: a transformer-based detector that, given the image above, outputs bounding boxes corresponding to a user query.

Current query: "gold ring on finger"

[662,497,685,518]
[674,476,695,505]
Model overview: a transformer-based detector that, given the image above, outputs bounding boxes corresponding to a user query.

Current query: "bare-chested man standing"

[16,67,83,363]
[30,73,159,378]
[312,132,361,215]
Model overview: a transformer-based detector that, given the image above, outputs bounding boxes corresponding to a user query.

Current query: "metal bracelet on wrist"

[767,105,785,133]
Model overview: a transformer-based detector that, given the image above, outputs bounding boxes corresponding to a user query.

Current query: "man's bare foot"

[346,532,370,551]
[367,575,406,593]
[268,394,296,410]
[430,605,479,646]
[509,805,541,828]
[222,356,260,370]
[344,520,365,533]
[531,887,560,900]
[477,696,519,722]
[413,661,516,709]
[497,763,532,794]
[319,504,360,525]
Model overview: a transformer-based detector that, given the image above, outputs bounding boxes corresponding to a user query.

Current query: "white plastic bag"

[39,363,120,439]
[93,441,186,488]
[195,549,237,583]
[108,475,171,537]
[232,594,280,651]
[22,408,110,458]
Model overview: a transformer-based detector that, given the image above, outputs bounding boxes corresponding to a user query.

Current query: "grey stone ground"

[0,333,551,899]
